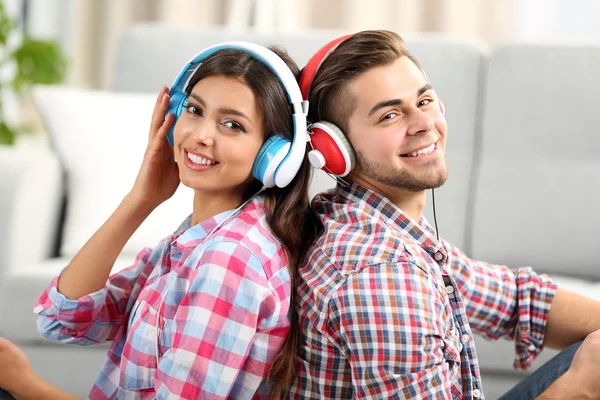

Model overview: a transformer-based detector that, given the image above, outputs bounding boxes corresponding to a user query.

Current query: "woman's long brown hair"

[187,46,322,397]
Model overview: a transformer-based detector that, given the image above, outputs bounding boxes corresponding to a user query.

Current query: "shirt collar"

[321,181,442,253]
[173,207,236,250]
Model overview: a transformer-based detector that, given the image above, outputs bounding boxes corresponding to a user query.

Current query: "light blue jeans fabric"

[498,341,582,400]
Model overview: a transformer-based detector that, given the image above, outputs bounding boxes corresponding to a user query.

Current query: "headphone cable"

[431,188,440,242]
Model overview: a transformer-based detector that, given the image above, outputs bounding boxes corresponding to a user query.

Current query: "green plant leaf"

[0,3,13,46]
[12,36,67,93]
[0,121,15,145]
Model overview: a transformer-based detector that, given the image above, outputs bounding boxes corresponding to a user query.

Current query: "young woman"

[0,42,318,399]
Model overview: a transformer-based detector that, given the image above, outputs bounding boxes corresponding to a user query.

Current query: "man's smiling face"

[345,56,449,193]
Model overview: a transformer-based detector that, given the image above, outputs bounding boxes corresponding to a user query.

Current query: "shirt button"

[434,252,443,261]
[528,344,537,352]
[461,334,470,343]
[445,285,454,294]
[473,388,482,398]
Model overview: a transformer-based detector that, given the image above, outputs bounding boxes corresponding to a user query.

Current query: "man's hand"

[538,329,600,399]
[564,329,600,396]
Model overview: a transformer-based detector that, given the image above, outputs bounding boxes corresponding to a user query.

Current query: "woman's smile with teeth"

[187,152,218,165]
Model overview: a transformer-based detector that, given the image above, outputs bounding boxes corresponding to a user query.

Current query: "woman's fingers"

[148,112,174,153]
[157,112,174,142]
[149,86,170,140]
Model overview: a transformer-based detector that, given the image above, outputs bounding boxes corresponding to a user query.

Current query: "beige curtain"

[67,0,520,89]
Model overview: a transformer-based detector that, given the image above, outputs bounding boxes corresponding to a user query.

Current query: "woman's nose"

[191,122,215,146]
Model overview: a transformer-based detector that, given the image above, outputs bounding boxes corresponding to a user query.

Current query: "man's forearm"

[544,288,600,349]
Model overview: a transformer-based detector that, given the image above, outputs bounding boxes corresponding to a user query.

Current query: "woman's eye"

[223,120,245,132]
[185,104,202,115]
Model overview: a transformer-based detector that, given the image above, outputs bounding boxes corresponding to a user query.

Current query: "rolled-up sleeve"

[444,241,557,369]
[34,245,161,345]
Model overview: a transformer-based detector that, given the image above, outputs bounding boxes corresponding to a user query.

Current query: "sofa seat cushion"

[0,256,137,341]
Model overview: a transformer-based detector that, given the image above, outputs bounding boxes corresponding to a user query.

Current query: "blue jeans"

[0,389,15,400]
[498,341,582,400]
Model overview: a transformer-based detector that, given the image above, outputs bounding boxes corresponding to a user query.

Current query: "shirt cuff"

[513,267,558,369]
[35,274,108,320]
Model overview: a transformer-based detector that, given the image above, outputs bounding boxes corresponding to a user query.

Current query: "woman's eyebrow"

[188,92,250,121]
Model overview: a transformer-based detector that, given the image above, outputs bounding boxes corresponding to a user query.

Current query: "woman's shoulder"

[209,196,288,277]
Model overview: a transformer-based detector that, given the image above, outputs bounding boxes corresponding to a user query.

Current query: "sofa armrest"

[0,145,63,276]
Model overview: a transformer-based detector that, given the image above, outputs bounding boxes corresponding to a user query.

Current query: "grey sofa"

[0,24,598,399]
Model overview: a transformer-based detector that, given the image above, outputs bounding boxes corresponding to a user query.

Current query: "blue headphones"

[166,41,309,189]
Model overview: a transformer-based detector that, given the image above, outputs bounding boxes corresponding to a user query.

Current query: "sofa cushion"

[31,86,194,258]
[471,44,600,279]
[0,146,62,273]
[0,256,135,341]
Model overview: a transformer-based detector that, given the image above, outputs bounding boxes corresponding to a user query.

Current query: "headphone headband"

[168,41,309,188]
[299,35,352,99]
[173,41,305,106]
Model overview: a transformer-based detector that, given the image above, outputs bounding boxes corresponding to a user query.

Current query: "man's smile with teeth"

[401,143,436,157]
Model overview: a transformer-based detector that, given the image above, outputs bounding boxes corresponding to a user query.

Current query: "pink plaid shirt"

[34,196,290,399]
[289,182,557,399]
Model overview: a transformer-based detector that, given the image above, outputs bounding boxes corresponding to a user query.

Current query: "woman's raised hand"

[128,86,180,211]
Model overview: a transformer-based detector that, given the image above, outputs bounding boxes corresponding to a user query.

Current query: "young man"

[290,30,600,399]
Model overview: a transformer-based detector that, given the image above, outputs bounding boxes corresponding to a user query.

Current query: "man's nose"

[406,109,434,136]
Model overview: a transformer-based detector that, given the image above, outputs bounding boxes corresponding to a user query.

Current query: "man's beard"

[355,150,448,192]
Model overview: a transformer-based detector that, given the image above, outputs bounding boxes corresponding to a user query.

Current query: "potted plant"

[0,2,67,145]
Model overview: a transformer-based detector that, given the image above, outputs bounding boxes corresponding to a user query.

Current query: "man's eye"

[381,112,398,122]
[419,99,432,107]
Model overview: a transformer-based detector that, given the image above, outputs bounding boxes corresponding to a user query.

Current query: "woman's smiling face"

[173,74,265,198]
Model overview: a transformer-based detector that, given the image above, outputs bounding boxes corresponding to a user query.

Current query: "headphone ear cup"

[166,91,188,146]
[308,121,356,177]
[252,134,291,188]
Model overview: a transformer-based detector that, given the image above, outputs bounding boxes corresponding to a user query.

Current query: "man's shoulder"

[309,199,412,271]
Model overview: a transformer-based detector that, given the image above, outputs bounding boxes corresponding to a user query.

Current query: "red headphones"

[300,35,356,177]
[300,34,445,177]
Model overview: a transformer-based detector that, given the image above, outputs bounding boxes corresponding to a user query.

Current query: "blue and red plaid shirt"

[34,196,290,399]
[290,182,557,399]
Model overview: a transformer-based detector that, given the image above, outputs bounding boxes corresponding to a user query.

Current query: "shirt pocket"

[120,294,162,391]
[442,327,462,364]
[442,326,464,400]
